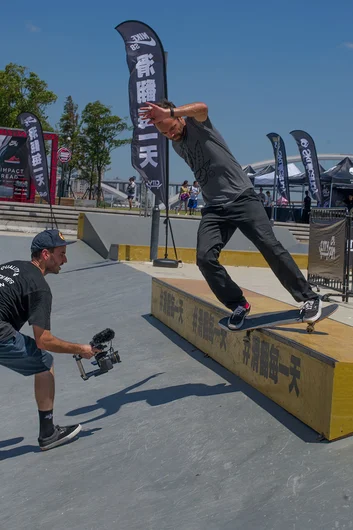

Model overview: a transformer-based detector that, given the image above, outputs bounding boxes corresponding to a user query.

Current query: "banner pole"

[152,49,178,268]
[150,197,160,261]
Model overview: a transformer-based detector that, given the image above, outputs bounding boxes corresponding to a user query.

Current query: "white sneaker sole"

[40,424,82,451]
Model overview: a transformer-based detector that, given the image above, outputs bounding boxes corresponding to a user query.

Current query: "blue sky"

[2,0,353,183]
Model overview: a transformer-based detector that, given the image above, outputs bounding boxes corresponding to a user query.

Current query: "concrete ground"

[1,234,353,530]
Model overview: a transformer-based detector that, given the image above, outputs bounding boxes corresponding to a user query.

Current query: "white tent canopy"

[252,163,302,186]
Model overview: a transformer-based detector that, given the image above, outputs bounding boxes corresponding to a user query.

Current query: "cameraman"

[0,229,99,451]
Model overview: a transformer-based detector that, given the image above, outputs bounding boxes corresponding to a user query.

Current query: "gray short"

[0,331,53,376]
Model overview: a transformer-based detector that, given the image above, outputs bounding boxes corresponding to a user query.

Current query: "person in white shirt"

[188,181,200,215]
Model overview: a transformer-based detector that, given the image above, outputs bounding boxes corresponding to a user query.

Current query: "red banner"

[0,127,58,203]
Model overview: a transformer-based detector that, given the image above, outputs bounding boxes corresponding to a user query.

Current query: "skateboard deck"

[218,303,339,333]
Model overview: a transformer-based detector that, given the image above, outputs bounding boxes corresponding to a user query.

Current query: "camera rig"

[73,328,121,381]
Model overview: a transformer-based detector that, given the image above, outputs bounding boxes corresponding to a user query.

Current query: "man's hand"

[80,345,100,359]
[139,102,170,124]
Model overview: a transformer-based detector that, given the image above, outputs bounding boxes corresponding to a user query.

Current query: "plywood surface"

[160,278,353,364]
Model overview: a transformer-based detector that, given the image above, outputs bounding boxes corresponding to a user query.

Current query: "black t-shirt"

[0,260,52,341]
[304,196,311,210]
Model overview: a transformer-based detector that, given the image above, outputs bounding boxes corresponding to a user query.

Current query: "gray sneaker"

[228,302,251,330]
[300,298,322,323]
[38,424,82,451]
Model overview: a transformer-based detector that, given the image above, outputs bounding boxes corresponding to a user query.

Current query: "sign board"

[58,147,72,164]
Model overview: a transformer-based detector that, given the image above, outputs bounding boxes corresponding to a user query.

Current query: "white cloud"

[343,42,353,49]
[26,21,41,33]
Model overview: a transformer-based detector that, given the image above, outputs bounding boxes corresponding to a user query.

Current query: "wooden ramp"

[151,277,353,441]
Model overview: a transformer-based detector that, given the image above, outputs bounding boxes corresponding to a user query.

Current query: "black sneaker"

[228,302,251,330]
[300,298,322,323]
[38,424,82,451]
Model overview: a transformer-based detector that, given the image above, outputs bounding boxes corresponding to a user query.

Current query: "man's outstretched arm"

[171,102,208,122]
[33,326,98,359]
[140,102,208,124]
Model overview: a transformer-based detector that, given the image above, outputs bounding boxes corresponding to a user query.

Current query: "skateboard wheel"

[307,324,314,333]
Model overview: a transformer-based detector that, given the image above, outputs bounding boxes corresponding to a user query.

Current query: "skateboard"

[218,303,339,334]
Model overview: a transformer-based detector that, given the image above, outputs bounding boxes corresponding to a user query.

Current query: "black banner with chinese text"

[17,112,50,202]
[116,20,167,206]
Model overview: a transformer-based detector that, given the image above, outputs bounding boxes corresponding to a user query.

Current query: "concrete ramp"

[0,234,106,269]
[77,211,308,263]
[101,182,128,201]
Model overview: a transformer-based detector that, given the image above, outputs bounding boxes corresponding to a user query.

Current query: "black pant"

[196,188,316,311]
[301,209,310,224]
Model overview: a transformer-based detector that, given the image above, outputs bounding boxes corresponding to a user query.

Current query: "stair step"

[0,214,77,226]
[0,210,78,220]
[0,219,77,231]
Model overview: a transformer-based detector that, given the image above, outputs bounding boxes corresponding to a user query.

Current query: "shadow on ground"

[140,314,327,445]
[67,373,238,424]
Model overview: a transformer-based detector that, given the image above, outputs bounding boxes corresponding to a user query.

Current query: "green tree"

[0,62,57,130]
[57,95,82,194]
[75,135,98,200]
[81,100,131,205]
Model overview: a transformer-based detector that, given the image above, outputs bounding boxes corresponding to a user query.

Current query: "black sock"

[38,409,54,438]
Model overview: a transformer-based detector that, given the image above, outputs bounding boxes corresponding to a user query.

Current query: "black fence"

[308,208,352,301]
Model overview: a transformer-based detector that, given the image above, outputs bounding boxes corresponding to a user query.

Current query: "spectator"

[257,187,266,204]
[188,181,200,215]
[177,180,190,215]
[301,190,311,223]
[344,194,353,212]
[264,191,273,207]
[126,177,136,210]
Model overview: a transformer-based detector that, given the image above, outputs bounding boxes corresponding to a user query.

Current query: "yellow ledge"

[151,277,353,441]
[115,244,308,269]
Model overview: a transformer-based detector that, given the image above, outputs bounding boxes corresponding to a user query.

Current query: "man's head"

[305,190,309,196]
[30,229,75,275]
[154,99,186,142]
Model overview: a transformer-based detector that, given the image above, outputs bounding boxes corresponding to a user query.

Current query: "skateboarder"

[0,229,100,450]
[140,100,322,329]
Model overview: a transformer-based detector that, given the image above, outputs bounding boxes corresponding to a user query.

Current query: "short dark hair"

[156,99,176,109]
[31,247,55,260]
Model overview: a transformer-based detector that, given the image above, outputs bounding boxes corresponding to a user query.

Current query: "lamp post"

[57,136,71,205]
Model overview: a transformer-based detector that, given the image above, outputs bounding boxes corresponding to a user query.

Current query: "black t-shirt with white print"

[0,260,52,341]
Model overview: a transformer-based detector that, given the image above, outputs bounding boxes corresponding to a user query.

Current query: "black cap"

[31,229,76,252]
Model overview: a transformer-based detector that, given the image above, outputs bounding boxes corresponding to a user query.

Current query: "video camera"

[73,328,121,381]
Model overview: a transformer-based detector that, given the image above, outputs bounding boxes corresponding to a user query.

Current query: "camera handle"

[73,354,89,381]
